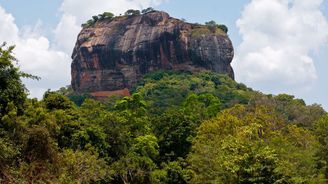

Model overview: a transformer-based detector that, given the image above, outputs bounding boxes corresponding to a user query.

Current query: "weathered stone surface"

[71,11,234,93]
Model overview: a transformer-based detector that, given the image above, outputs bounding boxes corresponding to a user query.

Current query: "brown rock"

[90,88,131,100]
[71,11,234,93]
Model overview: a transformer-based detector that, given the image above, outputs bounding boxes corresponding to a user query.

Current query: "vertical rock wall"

[71,11,234,93]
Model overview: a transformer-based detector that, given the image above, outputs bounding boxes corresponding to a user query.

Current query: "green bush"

[205,20,217,33]
[204,20,228,34]
[125,9,141,16]
[99,12,114,20]
[142,7,155,14]
[217,24,228,33]
[82,11,115,28]
[43,90,75,110]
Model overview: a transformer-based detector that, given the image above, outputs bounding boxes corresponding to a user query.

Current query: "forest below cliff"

[1,44,328,184]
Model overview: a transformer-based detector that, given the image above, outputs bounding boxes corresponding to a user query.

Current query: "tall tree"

[0,43,38,117]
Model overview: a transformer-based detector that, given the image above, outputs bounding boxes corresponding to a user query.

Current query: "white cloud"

[15,37,70,82]
[233,0,328,94]
[0,6,19,43]
[54,14,80,53]
[0,6,71,98]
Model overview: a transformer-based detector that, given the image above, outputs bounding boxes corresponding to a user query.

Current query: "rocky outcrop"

[71,11,234,93]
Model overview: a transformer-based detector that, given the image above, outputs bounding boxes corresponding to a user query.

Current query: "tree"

[92,15,99,22]
[132,135,159,160]
[150,159,192,184]
[248,93,326,128]
[98,12,115,21]
[110,135,159,183]
[23,126,57,162]
[314,115,328,179]
[152,110,197,161]
[217,24,228,33]
[0,43,38,117]
[0,138,19,181]
[102,12,114,18]
[43,90,75,110]
[59,149,109,183]
[142,7,155,14]
[125,9,141,16]
[182,93,221,120]
[114,93,147,117]
[205,20,217,33]
[188,105,320,183]
[205,21,228,34]
[111,152,157,184]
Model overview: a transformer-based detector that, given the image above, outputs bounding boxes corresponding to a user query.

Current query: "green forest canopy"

[1,44,328,183]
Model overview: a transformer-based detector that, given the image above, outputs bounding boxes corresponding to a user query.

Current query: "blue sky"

[0,0,327,110]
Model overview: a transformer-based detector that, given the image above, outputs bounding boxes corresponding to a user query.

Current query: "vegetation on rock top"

[81,9,228,34]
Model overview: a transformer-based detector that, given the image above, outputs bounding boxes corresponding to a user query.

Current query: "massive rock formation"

[71,11,234,93]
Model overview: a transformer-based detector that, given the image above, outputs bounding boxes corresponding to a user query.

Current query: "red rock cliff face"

[71,11,234,93]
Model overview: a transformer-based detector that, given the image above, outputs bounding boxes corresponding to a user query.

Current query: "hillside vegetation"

[1,44,328,183]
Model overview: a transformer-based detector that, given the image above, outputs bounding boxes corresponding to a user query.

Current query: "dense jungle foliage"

[1,44,328,184]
